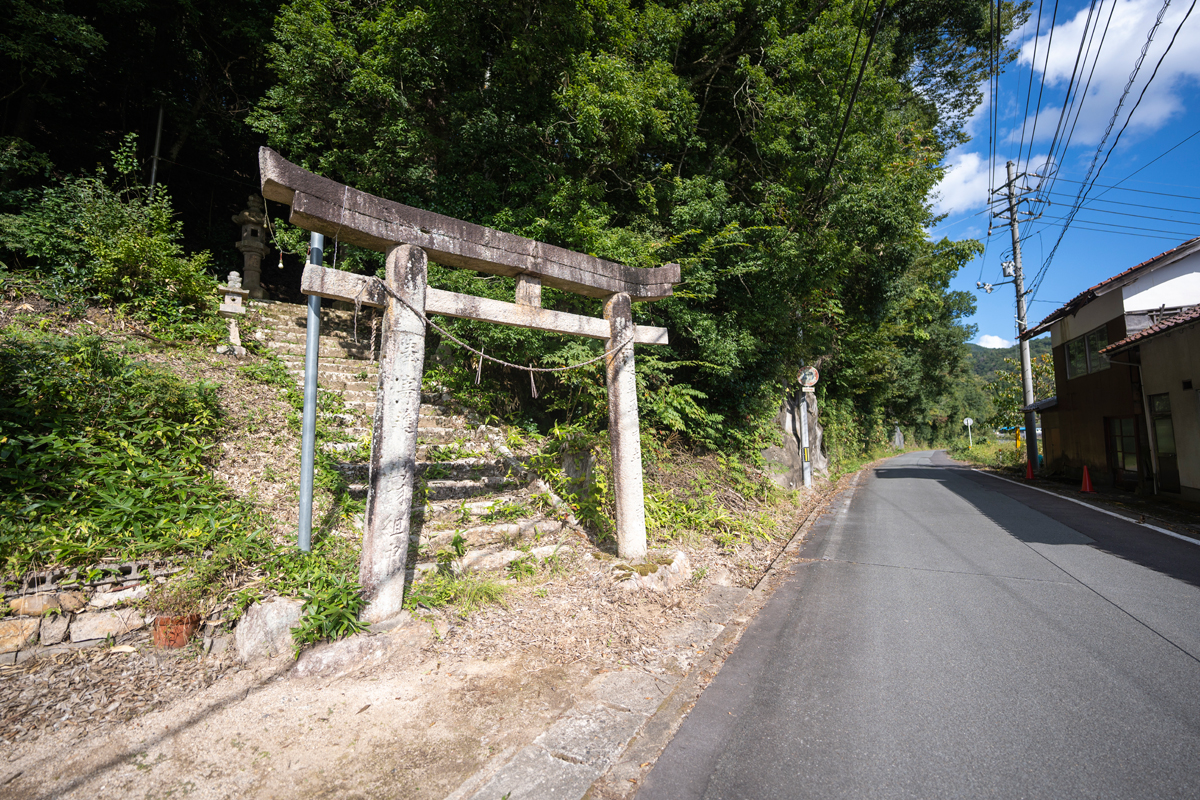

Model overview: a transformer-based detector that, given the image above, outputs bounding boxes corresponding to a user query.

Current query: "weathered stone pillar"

[604,292,647,560]
[361,244,427,621]
[233,196,268,299]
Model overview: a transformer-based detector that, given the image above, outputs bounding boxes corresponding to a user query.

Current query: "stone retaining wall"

[1,560,228,665]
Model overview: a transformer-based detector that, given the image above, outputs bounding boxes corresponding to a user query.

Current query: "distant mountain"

[966,337,1052,381]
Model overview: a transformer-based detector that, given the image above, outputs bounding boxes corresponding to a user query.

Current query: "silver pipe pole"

[298,233,324,551]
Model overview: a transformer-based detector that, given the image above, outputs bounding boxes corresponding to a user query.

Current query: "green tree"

[245,0,1026,448]
[986,354,1055,430]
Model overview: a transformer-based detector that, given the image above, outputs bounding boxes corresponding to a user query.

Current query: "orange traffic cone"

[1080,465,1095,493]
[1025,460,1035,480]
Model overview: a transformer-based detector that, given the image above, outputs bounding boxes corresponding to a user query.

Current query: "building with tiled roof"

[1020,237,1200,499]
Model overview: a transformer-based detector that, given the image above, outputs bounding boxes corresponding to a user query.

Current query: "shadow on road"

[873,463,1200,591]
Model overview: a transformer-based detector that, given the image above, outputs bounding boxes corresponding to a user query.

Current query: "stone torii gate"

[259,148,680,616]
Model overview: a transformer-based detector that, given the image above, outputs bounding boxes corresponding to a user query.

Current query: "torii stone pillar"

[360,245,427,621]
[605,292,647,559]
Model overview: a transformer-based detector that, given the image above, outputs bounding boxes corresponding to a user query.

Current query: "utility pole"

[1004,160,1039,473]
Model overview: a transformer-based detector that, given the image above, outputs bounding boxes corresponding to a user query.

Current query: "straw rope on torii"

[258,148,681,621]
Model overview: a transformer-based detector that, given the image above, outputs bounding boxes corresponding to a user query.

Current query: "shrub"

[0,134,219,336]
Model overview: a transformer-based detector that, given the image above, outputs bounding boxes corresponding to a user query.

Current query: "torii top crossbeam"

[259,148,680,301]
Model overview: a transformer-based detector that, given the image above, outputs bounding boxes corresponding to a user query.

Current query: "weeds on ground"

[0,329,367,644]
[946,437,1025,470]
[404,572,507,617]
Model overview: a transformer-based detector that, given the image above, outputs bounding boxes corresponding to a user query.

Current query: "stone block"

[534,705,645,769]
[0,618,40,653]
[292,632,391,679]
[465,745,599,800]
[234,597,303,662]
[70,609,145,642]
[40,613,71,646]
[57,591,88,612]
[615,550,692,593]
[9,593,60,616]
[588,671,677,716]
[88,584,149,608]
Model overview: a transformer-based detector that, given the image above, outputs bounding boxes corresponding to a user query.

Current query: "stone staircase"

[248,300,576,576]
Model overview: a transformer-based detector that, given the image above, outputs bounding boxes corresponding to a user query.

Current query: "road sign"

[798,366,819,387]
[964,417,973,427]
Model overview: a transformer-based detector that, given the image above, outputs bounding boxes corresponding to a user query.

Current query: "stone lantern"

[217,271,249,356]
[233,195,268,299]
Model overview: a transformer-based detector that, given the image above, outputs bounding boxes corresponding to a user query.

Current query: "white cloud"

[978,334,1013,348]
[1017,0,1200,149]
[932,151,994,215]
[933,0,1200,215]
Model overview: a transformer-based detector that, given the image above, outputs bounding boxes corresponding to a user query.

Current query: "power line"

[1030,0,1182,297]
[1044,190,1200,216]
[1036,0,1119,209]
[1091,0,1199,184]
[1037,212,1199,236]
[1038,0,1103,189]
[1033,219,1194,240]
[1015,0,1046,171]
[1021,0,1062,175]
[1048,175,1200,200]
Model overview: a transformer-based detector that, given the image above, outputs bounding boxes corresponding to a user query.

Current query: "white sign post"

[798,367,820,489]
[964,417,974,449]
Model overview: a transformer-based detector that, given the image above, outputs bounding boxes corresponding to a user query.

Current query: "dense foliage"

[248,0,1023,457]
[0,136,221,335]
[2,0,1029,464]
[0,329,366,642]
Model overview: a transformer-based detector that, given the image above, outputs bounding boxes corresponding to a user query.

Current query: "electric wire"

[1090,0,1199,187]
[1029,0,1182,298]
[1021,0,1062,175]
[1034,0,1119,210]
[1032,0,1102,209]
[1015,0,1046,174]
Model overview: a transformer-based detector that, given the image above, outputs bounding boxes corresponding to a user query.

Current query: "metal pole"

[1006,161,1039,472]
[148,103,164,198]
[800,389,813,489]
[298,232,324,552]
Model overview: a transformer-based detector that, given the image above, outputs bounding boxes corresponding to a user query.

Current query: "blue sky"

[928,0,1200,348]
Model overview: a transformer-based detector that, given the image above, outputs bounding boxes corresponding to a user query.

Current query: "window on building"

[1065,325,1111,378]
[1086,328,1110,372]
[1149,393,1180,492]
[1109,417,1138,472]
[1066,338,1088,378]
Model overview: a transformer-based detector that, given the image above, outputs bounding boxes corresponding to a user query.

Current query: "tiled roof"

[1022,235,1200,339]
[1101,305,1200,354]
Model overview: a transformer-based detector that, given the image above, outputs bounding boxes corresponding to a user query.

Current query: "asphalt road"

[637,450,1200,800]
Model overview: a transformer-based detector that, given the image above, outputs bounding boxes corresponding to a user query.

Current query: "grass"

[945,437,1026,470]
[0,327,367,646]
[404,571,507,617]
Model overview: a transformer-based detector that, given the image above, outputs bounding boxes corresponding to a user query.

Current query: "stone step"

[418,518,565,552]
[265,339,374,360]
[415,543,567,575]
[266,328,380,347]
[314,380,377,394]
[425,477,519,502]
[331,458,509,483]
